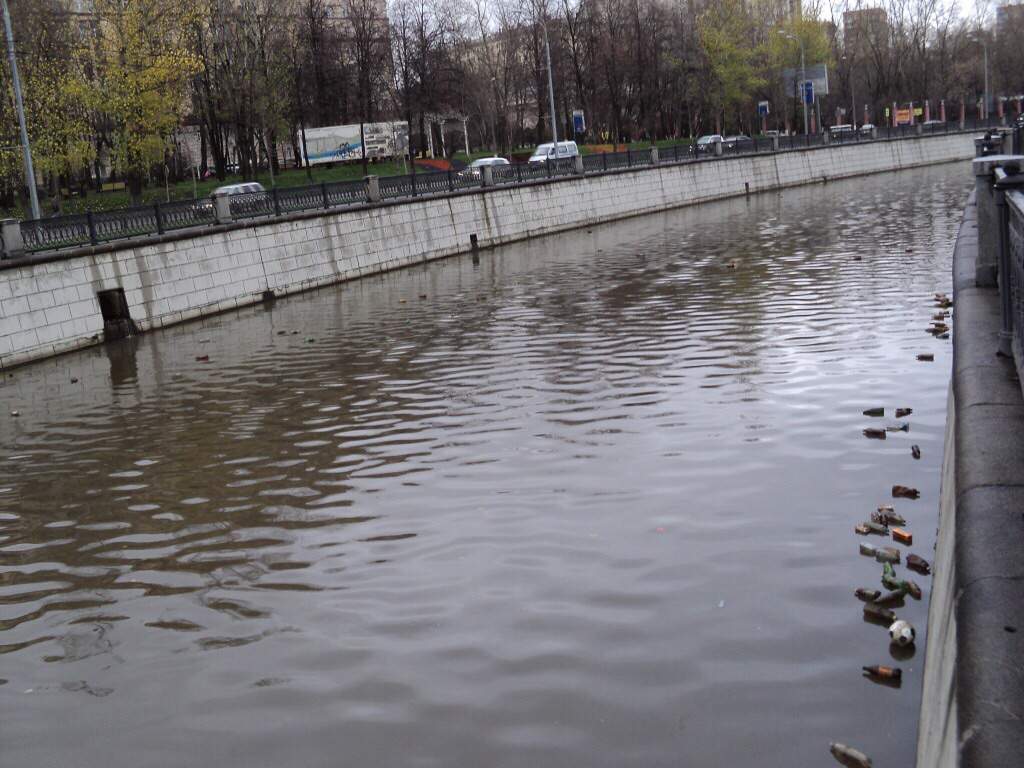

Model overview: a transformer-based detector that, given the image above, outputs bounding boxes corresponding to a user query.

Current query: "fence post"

[574,155,584,174]
[272,187,281,216]
[713,138,722,156]
[602,152,608,171]
[871,127,878,140]
[0,218,25,259]
[627,148,632,167]
[481,165,494,187]
[650,147,659,165]
[916,123,923,136]
[771,135,779,151]
[154,203,164,234]
[213,192,232,224]
[516,164,522,183]
[546,158,552,178]
[321,182,329,209]
[448,169,454,192]
[87,211,98,245]
[365,175,381,202]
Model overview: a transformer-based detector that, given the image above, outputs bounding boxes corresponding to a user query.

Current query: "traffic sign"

[758,100,770,116]
[803,81,814,105]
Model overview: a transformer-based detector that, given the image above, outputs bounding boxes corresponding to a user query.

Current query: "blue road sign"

[803,81,814,105]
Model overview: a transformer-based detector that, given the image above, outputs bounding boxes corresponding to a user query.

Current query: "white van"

[528,141,579,164]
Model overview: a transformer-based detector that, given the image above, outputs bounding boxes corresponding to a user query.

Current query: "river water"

[0,162,968,767]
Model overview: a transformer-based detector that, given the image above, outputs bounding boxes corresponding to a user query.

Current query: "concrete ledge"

[940,190,1024,766]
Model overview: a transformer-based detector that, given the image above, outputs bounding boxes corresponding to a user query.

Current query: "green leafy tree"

[87,0,201,202]
[698,0,765,134]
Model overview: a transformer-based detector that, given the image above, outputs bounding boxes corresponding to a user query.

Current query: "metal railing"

[9,117,1005,257]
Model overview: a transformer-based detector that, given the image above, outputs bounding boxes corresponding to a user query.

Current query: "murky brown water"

[1,163,968,767]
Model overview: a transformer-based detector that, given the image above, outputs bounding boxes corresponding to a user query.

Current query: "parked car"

[211,182,266,197]
[922,119,946,131]
[859,123,876,135]
[528,141,580,165]
[829,124,856,138]
[723,134,752,150]
[461,156,510,179]
[696,134,723,153]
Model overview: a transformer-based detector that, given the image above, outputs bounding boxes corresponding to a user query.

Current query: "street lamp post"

[782,31,809,136]
[843,54,857,128]
[1,0,40,220]
[543,20,558,147]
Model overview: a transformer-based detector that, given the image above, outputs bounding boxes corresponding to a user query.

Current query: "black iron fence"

[12,118,1003,257]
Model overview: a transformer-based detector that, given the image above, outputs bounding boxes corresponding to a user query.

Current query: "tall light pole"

[1,0,40,220]
[983,40,990,121]
[543,20,558,147]
[843,54,857,127]
[782,31,808,136]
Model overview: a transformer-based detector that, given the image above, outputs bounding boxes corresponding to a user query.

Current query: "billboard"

[782,64,829,98]
[301,121,409,165]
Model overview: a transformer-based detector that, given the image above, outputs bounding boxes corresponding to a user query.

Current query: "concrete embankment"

[918,192,1024,767]
[0,132,974,370]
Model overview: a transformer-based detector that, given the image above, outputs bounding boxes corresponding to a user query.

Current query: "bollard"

[650,146,659,165]
[0,218,25,259]
[573,154,584,174]
[213,192,232,224]
[915,123,923,135]
[365,175,380,203]
[481,165,493,187]
[771,135,779,152]
[823,130,830,145]
[713,138,722,156]
[871,127,878,139]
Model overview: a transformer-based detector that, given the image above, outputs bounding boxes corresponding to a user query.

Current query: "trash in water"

[70,378,78,384]
[892,485,920,499]
[874,547,901,564]
[855,524,871,536]
[895,408,913,417]
[276,330,288,336]
[859,542,878,557]
[419,294,428,299]
[881,563,901,590]
[889,619,916,647]
[892,527,913,545]
[830,742,872,767]
[10,411,19,417]
[886,422,910,432]
[855,588,881,602]
[862,521,889,535]
[873,589,906,606]
[872,509,906,526]
[932,313,948,320]
[911,445,921,459]
[917,353,934,361]
[305,337,315,343]
[862,407,884,417]
[877,504,894,513]
[862,664,902,681]
[864,603,896,622]
[195,355,209,362]
[901,580,923,600]
[863,428,887,440]
[200,338,210,344]
[938,332,950,339]
[907,554,931,575]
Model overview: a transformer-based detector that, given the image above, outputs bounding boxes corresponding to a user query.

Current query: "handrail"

[9,118,1003,258]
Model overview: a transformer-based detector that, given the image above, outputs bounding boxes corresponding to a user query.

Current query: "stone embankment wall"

[919,187,1024,768]
[0,132,975,370]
